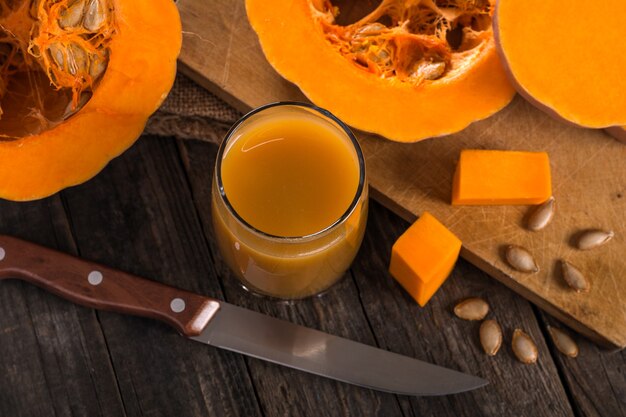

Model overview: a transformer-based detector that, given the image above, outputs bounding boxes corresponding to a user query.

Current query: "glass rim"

[215,101,366,242]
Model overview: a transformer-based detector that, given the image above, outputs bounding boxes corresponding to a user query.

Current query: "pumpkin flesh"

[451,150,552,205]
[246,0,515,142]
[0,0,181,200]
[495,0,626,128]
[389,211,462,306]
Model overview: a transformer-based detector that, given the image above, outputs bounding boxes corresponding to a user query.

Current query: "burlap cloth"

[145,73,242,144]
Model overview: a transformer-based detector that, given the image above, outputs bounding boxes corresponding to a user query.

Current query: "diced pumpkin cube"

[452,150,552,205]
[389,212,462,306]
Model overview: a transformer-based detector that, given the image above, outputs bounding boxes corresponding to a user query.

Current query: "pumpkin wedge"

[495,0,626,128]
[0,0,181,201]
[246,0,515,142]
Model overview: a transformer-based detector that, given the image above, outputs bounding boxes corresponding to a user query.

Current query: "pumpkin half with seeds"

[246,0,515,142]
[0,0,181,201]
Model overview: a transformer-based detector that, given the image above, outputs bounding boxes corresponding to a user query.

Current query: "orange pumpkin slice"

[389,211,462,306]
[246,0,515,142]
[0,0,181,201]
[495,0,626,128]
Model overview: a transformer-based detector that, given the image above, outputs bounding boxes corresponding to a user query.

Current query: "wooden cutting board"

[176,0,626,348]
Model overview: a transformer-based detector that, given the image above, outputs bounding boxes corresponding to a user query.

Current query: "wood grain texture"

[0,235,218,337]
[353,199,576,417]
[179,138,580,417]
[58,137,263,417]
[539,313,626,417]
[177,0,626,348]
[0,197,125,417]
[0,136,623,416]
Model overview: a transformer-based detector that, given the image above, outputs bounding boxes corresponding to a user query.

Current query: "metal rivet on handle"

[88,271,103,286]
[0,247,5,261]
[170,298,186,313]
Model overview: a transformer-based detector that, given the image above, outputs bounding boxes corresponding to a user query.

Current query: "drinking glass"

[211,102,368,300]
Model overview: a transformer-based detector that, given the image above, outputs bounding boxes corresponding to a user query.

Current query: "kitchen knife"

[0,235,487,396]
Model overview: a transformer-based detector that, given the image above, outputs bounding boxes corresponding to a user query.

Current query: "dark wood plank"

[0,197,125,417]
[177,138,573,416]
[539,313,626,417]
[2,135,622,417]
[59,137,263,417]
[351,200,577,417]
[178,139,406,417]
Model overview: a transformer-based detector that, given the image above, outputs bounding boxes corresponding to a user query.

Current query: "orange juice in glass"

[212,102,368,300]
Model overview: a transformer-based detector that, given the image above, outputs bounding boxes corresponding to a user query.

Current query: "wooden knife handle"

[0,235,220,337]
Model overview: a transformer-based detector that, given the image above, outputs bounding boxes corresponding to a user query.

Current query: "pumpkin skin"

[246,0,515,143]
[0,0,181,201]
[494,0,626,128]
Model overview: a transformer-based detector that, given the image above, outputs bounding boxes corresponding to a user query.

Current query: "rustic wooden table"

[0,136,623,417]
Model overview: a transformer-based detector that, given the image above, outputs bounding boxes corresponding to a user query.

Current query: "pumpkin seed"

[547,326,579,358]
[48,42,65,69]
[59,0,86,29]
[512,329,538,364]
[453,297,489,320]
[83,0,107,32]
[0,0,115,135]
[479,319,502,356]
[89,50,108,80]
[354,23,387,37]
[415,61,446,80]
[526,196,555,231]
[67,43,87,75]
[577,229,614,250]
[505,245,539,273]
[561,260,590,293]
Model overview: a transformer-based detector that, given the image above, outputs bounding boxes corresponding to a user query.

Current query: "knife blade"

[0,235,487,396]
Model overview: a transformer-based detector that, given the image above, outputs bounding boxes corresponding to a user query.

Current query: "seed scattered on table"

[561,260,590,293]
[526,196,555,231]
[576,229,614,250]
[505,245,539,273]
[547,326,579,358]
[454,297,489,320]
[479,319,502,356]
[512,329,538,364]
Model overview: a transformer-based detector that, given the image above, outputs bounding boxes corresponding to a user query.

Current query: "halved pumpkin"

[246,0,515,142]
[0,0,181,201]
[495,0,626,128]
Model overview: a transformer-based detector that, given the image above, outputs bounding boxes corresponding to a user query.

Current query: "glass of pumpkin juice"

[212,102,368,300]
